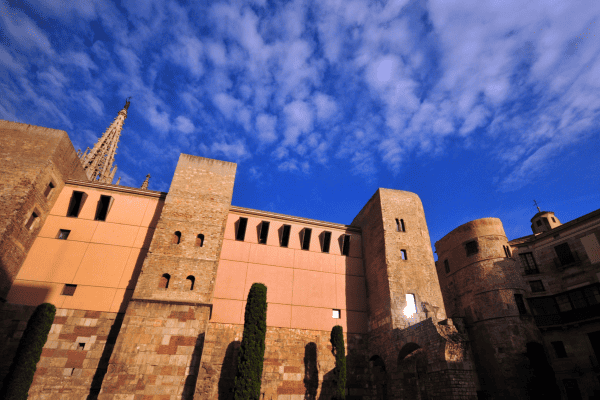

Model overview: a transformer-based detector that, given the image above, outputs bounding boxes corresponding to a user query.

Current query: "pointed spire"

[80,98,131,183]
[141,174,150,190]
[115,177,121,185]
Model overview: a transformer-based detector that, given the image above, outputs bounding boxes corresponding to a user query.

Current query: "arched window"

[398,343,421,362]
[172,231,181,244]
[186,275,195,290]
[159,273,170,289]
[196,234,204,247]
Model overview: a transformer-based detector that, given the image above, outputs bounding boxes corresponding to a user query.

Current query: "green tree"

[233,283,268,400]
[0,303,56,400]
[331,325,347,400]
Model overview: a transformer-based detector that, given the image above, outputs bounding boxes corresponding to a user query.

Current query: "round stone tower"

[435,218,554,400]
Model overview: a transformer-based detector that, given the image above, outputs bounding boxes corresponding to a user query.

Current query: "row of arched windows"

[158,273,195,290]
[171,231,204,247]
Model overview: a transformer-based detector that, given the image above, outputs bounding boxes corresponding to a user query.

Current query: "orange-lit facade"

[1,117,599,400]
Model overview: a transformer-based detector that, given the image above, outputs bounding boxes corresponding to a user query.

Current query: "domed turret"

[530,211,561,234]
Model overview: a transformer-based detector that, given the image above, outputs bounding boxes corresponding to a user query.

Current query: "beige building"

[0,103,598,399]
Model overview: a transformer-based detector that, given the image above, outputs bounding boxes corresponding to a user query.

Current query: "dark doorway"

[563,379,582,400]
[588,331,600,363]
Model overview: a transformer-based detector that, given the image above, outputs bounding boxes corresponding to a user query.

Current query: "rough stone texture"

[352,189,476,400]
[98,301,208,400]
[508,209,600,400]
[99,154,236,399]
[435,218,545,399]
[0,302,37,390]
[0,120,88,300]
[195,322,373,400]
[0,304,123,399]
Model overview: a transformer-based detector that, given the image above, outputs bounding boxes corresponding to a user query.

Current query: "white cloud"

[256,113,278,143]
[211,140,249,161]
[167,36,204,77]
[0,46,26,75]
[174,116,195,134]
[313,93,338,121]
[0,3,54,55]
[283,100,313,146]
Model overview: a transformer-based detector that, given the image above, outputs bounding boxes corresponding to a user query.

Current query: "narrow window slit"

[259,221,270,244]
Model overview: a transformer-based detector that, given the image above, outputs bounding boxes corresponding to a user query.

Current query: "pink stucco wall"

[7,183,164,312]
[212,211,368,333]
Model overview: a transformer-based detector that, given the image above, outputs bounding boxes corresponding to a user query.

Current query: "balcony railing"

[553,250,581,270]
[533,303,600,327]
[524,267,540,276]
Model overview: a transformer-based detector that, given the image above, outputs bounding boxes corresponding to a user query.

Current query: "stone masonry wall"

[0,303,123,399]
[435,218,546,400]
[195,322,373,400]
[0,120,87,300]
[99,154,237,399]
[99,301,209,399]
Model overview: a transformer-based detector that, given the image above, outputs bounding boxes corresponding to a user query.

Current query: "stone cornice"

[229,205,361,233]
[65,179,167,198]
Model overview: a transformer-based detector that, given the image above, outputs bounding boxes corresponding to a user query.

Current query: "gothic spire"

[80,98,131,183]
[141,174,150,190]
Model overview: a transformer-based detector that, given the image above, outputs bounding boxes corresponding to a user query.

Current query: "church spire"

[80,98,131,183]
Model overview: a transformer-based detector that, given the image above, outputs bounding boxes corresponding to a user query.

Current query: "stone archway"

[370,355,388,400]
[397,343,428,400]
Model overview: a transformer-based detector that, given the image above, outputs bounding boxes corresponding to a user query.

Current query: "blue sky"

[1,0,599,258]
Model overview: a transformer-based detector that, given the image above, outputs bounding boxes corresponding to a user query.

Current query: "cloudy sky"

[1,0,599,256]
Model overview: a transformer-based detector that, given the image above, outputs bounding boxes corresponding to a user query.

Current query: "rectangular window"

[551,341,568,358]
[94,195,114,221]
[400,249,407,260]
[67,191,86,217]
[342,234,351,256]
[514,294,527,315]
[555,243,575,266]
[25,211,39,230]
[57,229,71,240]
[236,217,248,241]
[528,297,559,316]
[555,294,573,312]
[444,259,450,273]
[280,224,291,247]
[62,284,77,296]
[44,181,55,198]
[583,286,600,305]
[529,280,545,293]
[332,309,341,319]
[568,290,587,309]
[519,252,539,275]
[301,228,312,250]
[258,221,270,244]
[503,245,511,258]
[321,231,332,253]
[466,240,478,256]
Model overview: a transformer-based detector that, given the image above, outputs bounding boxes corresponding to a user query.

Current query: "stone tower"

[354,189,476,400]
[435,218,558,399]
[78,99,130,184]
[0,120,87,300]
[98,154,237,399]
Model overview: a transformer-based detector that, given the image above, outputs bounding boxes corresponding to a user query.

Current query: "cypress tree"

[330,325,347,400]
[233,283,268,400]
[0,303,56,400]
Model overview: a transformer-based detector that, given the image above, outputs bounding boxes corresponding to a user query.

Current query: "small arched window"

[172,231,181,244]
[196,234,204,247]
[186,275,195,290]
[159,273,170,289]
